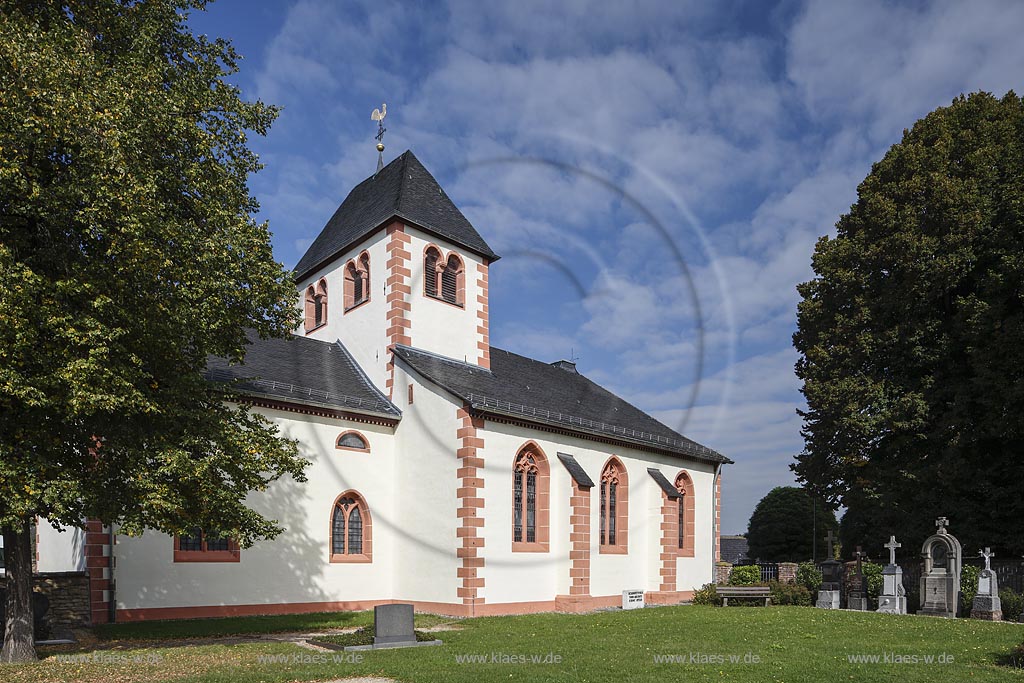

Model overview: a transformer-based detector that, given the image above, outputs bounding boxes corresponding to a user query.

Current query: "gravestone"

[847,547,869,611]
[970,548,1002,621]
[373,604,416,646]
[918,516,962,619]
[876,535,907,614]
[816,530,842,609]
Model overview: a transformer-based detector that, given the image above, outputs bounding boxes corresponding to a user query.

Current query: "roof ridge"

[394,344,495,374]
[392,149,411,213]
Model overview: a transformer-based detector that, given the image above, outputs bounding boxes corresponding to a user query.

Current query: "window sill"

[424,293,464,309]
[173,550,240,563]
[599,544,628,555]
[344,298,370,314]
[330,553,372,563]
[305,322,327,335]
[512,541,550,553]
[335,445,370,453]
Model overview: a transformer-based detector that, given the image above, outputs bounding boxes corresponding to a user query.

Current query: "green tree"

[0,0,306,662]
[793,91,1024,558]
[746,486,837,562]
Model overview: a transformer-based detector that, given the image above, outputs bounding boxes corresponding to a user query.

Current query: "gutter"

[712,462,722,582]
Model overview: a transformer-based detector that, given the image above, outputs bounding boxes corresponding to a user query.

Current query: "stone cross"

[884,535,901,566]
[824,530,836,558]
[980,547,994,571]
[854,546,865,573]
[935,516,949,534]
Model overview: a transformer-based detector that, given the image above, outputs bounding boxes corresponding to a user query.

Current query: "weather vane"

[371,103,387,172]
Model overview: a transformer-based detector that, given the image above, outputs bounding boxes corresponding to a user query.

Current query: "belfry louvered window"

[441,257,460,304]
[425,248,440,296]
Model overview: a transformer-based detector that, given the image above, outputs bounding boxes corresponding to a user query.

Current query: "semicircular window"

[337,432,369,450]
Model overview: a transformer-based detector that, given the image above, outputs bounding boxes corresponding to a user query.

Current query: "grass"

[3,605,1021,682]
[94,610,453,641]
[307,626,436,648]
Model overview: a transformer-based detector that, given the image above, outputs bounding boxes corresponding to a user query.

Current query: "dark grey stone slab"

[374,604,415,646]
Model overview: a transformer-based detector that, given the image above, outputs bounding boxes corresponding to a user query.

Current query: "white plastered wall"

[403,226,485,366]
[477,420,716,602]
[36,518,87,573]
[297,229,391,389]
[113,407,397,611]
[389,361,463,605]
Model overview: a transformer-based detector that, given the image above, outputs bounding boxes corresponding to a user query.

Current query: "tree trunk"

[1,520,37,663]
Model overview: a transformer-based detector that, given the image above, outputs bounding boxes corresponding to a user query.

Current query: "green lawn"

[6,606,1023,682]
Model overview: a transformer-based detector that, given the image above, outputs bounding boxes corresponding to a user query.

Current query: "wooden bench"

[717,585,772,607]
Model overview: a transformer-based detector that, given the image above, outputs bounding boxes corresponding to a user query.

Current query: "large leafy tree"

[746,486,837,562]
[0,0,306,662]
[794,91,1024,560]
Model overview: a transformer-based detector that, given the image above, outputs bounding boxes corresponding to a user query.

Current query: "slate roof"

[294,150,499,279]
[557,453,596,488]
[205,333,401,419]
[647,468,683,499]
[720,535,750,565]
[393,345,730,464]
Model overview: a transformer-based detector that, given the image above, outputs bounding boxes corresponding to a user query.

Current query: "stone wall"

[0,571,92,636]
[715,562,732,585]
[778,562,798,584]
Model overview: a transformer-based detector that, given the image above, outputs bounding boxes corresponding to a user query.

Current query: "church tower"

[293,150,499,394]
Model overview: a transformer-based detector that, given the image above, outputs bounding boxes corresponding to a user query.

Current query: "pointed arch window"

[512,443,549,551]
[599,458,628,554]
[330,492,372,562]
[674,471,695,557]
[304,279,328,332]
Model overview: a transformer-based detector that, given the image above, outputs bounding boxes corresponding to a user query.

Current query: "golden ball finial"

[376,142,385,152]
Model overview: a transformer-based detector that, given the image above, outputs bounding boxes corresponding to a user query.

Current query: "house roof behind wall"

[294,150,499,279]
[205,332,401,419]
[393,345,731,464]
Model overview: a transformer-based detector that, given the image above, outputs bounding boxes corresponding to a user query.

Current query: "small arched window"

[344,256,369,311]
[511,443,549,551]
[336,430,369,452]
[599,457,628,553]
[440,254,463,306]
[304,279,328,332]
[330,491,371,562]
[674,471,695,556]
[424,246,441,297]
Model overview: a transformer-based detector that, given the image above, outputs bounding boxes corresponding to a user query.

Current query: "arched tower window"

[511,442,550,551]
[304,279,328,332]
[599,457,628,553]
[424,246,441,297]
[344,255,369,312]
[674,471,695,557]
[330,491,372,562]
[440,254,464,306]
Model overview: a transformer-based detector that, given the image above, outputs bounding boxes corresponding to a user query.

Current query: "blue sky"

[188,0,1024,534]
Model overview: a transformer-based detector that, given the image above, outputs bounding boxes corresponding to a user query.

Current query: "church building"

[29,150,730,622]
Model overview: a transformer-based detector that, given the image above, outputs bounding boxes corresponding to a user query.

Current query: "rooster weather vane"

[372,103,387,172]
